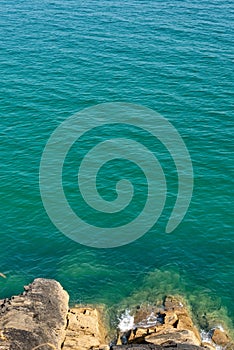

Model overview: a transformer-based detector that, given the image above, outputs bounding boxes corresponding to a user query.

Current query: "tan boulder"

[145,329,201,346]
[62,307,108,350]
[176,312,201,342]
[128,327,156,343]
[211,328,229,346]
[164,311,178,327]
[163,296,201,345]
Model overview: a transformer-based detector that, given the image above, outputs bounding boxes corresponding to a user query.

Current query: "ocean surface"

[1,0,233,332]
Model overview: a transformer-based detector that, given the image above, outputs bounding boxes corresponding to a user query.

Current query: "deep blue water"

[1,0,233,332]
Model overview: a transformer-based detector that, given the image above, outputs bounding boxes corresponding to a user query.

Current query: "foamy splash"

[117,309,163,332]
[135,311,161,328]
[118,308,228,350]
[118,309,134,332]
[200,326,224,350]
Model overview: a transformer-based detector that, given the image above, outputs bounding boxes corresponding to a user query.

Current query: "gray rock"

[112,345,205,349]
[145,329,201,347]
[0,278,69,350]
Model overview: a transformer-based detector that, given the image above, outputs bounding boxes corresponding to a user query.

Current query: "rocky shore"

[0,279,232,350]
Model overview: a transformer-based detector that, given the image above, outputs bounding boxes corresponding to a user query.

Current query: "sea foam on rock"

[123,296,201,346]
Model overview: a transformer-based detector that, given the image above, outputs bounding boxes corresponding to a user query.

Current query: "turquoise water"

[1,0,233,331]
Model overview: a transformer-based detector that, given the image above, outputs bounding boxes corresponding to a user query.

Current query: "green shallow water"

[0,0,233,332]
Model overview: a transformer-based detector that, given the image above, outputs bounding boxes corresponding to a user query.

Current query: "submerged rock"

[0,278,69,350]
[164,295,184,311]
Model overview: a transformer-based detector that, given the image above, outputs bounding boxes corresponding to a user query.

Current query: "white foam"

[135,312,158,328]
[118,309,134,332]
[200,329,224,350]
[200,329,212,343]
[216,324,225,332]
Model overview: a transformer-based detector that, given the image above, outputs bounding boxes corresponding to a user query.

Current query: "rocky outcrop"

[63,307,108,350]
[126,296,201,347]
[0,279,232,350]
[0,279,108,350]
[117,296,234,349]
[0,278,69,350]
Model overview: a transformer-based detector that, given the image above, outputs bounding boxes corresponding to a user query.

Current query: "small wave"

[201,329,213,343]
[216,324,225,332]
[117,307,164,333]
[117,309,134,332]
[200,328,224,350]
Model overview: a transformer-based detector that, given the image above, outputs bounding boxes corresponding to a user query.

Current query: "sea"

[1,0,233,336]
